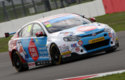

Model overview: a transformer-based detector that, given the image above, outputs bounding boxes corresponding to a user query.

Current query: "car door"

[18,24,35,62]
[31,23,50,62]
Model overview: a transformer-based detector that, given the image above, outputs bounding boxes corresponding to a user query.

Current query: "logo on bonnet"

[77,26,97,32]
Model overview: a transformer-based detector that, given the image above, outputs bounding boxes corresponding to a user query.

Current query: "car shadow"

[14,49,121,74]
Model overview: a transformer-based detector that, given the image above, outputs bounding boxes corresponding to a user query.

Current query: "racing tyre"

[50,44,62,65]
[12,51,28,72]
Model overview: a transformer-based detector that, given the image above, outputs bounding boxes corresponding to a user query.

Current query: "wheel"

[50,44,62,65]
[106,41,119,53]
[12,51,28,72]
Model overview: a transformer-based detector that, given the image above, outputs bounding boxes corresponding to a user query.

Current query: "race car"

[6,13,119,72]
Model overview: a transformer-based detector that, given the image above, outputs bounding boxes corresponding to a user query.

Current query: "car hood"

[49,22,106,38]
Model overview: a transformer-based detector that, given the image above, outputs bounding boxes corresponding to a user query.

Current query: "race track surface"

[0,31,125,80]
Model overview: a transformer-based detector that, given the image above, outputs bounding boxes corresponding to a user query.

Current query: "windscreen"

[43,15,91,33]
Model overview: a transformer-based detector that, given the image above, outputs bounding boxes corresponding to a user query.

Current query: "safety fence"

[0,0,93,23]
[0,0,106,37]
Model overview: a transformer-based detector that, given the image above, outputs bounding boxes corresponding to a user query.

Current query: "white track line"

[57,69,125,80]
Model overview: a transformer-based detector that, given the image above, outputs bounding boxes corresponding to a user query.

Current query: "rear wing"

[4,32,16,38]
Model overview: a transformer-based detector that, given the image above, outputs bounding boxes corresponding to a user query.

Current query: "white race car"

[7,13,119,72]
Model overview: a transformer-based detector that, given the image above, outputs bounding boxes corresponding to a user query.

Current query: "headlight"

[104,27,112,33]
[63,36,82,41]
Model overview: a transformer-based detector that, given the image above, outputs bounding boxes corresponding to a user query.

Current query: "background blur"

[0,0,125,37]
[0,0,93,23]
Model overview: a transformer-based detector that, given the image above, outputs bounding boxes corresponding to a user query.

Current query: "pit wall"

[0,0,105,37]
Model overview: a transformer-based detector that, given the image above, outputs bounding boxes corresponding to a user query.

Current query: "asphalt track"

[0,31,125,80]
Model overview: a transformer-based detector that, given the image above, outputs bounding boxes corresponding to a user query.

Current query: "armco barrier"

[103,0,125,14]
[0,0,105,37]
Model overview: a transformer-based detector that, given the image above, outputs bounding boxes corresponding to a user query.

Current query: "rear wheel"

[12,51,28,72]
[50,44,62,65]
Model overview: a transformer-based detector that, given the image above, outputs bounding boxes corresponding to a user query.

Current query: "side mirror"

[35,31,43,37]
[90,17,96,22]
[4,32,16,38]
[5,33,10,38]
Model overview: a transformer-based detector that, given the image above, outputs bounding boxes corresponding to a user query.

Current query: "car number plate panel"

[89,37,105,44]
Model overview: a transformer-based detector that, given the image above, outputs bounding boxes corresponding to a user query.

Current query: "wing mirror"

[90,17,96,22]
[5,33,10,38]
[35,31,44,37]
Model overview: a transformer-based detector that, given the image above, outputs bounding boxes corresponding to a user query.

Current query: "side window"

[19,24,32,37]
[32,24,45,37]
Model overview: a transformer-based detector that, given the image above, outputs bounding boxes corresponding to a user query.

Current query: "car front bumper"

[61,31,118,58]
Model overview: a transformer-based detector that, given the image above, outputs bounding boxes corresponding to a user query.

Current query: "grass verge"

[0,37,11,52]
[96,11,125,32]
[0,11,125,52]
[87,72,125,80]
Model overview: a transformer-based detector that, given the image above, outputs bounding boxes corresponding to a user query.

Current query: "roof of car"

[37,13,78,23]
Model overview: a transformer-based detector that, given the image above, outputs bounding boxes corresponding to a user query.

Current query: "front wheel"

[12,51,28,72]
[50,44,62,65]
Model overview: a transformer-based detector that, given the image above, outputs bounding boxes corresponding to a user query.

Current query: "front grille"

[84,39,110,50]
[96,30,104,34]
[80,30,104,38]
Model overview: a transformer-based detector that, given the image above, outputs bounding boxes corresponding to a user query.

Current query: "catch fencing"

[0,0,105,37]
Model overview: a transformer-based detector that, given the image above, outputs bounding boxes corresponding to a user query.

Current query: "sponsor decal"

[78,40,83,46]
[17,41,27,60]
[61,51,71,55]
[38,47,47,50]
[62,54,71,58]
[75,47,80,52]
[46,24,52,28]
[49,15,74,24]
[28,62,36,69]
[71,43,77,48]
[44,21,52,28]
[27,25,32,32]
[44,21,50,25]
[39,51,48,57]
[59,45,69,53]
[59,45,71,56]
[77,26,97,32]
[108,33,112,37]
[28,38,39,61]
[64,32,70,35]
[41,54,48,57]
[89,37,105,44]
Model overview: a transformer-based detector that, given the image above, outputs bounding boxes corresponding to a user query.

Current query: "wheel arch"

[49,43,62,65]
[49,43,57,52]
[49,42,60,52]
[11,49,26,66]
[10,49,17,66]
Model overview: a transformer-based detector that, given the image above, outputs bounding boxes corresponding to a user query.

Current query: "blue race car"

[7,13,119,72]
